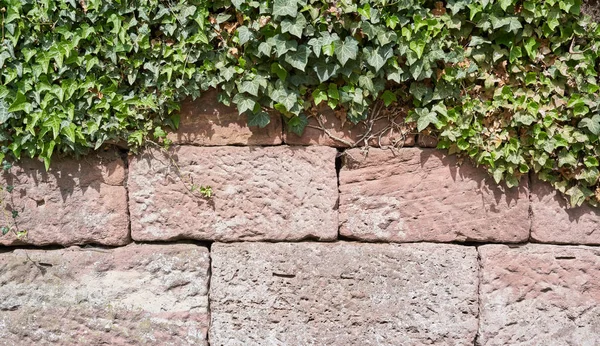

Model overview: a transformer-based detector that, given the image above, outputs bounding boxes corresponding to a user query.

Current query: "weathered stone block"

[339,148,530,243]
[0,244,210,345]
[0,150,129,246]
[128,146,338,242]
[284,107,415,147]
[479,244,600,345]
[209,242,479,345]
[167,89,282,146]
[531,177,600,244]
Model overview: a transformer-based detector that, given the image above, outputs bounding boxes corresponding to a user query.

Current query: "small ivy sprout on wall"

[147,128,214,200]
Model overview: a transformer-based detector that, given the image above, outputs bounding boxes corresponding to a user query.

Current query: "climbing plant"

[0,0,599,206]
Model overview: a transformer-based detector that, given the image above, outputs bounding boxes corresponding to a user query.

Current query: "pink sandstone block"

[167,89,282,146]
[128,146,338,242]
[0,244,210,345]
[210,242,479,345]
[531,176,600,244]
[284,106,415,147]
[0,150,129,246]
[479,244,600,345]
[339,148,530,242]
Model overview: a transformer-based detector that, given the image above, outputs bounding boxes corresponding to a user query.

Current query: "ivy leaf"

[233,94,257,115]
[578,115,600,135]
[286,114,308,135]
[271,63,288,81]
[524,38,539,60]
[381,90,397,106]
[247,111,271,128]
[313,58,339,83]
[238,79,260,96]
[238,26,254,45]
[273,0,298,18]
[414,108,439,132]
[8,92,31,113]
[409,39,426,59]
[365,46,392,72]
[43,116,62,139]
[0,99,12,123]
[284,45,309,71]
[312,89,328,106]
[281,14,306,38]
[334,37,359,66]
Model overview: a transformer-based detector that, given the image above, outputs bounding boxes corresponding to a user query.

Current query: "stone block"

[128,146,338,242]
[0,150,129,246]
[339,148,530,242]
[479,244,600,345]
[209,242,479,345]
[0,244,210,345]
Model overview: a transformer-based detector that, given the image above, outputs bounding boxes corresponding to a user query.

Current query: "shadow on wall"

[418,148,528,208]
[169,89,283,146]
[1,150,124,204]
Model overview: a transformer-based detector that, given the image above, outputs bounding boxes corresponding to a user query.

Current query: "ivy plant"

[1,0,599,207]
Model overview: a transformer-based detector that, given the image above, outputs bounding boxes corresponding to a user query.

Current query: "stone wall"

[1,92,599,345]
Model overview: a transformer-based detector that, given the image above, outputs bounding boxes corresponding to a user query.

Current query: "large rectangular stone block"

[0,244,210,345]
[531,176,600,244]
[339,148,530,243]
[128,146,338,242]
[209,242,479,345]
[168,89,282,146]
[479,244,600,345]
[0,150,129,246]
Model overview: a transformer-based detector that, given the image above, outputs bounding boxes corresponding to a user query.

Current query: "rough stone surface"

[284,107,415,147]
[0,244,210,345]
[128,146,338,242]
[339,148,530,243]
[0,150,129,246]
[210,242,479,345]
[531,177,600,244]
[479,244,600,346]
[167,89,282,146]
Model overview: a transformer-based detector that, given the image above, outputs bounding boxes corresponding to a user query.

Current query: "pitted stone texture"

[167,89,282,145]
[128,146,338,242]
[479,244,600,346]
[284,107,415,147]
[0,244,210,345]
[339,148,529,243]
[210,242,479,345]
[531,177,600,244]
[0,150,129,246]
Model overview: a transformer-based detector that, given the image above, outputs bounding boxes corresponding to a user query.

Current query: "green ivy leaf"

[284,45,309,72]
[578,115,600,135]
[247,111,271,128]
[286,114,308,135]
[381,90,397,107]
[273,0,298,18]
[414,108,439,132]
[281,14,306,38]
[238,26,254,45]
[334,37,359,66]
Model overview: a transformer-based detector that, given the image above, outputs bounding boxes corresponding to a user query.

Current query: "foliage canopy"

[0,0,599,206]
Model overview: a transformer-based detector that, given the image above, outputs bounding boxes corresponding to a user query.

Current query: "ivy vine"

[0,0,599,207]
